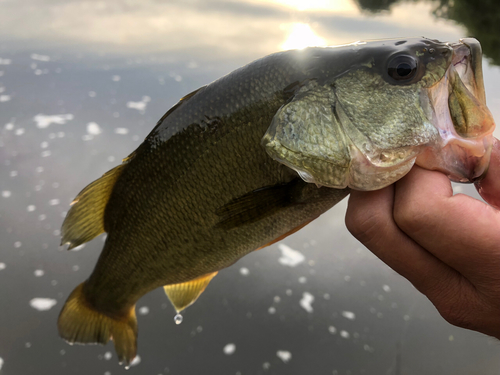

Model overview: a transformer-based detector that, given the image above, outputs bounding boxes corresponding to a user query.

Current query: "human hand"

[345,139,500,339]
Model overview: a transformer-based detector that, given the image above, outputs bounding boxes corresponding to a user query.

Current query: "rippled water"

[1,0,500,374]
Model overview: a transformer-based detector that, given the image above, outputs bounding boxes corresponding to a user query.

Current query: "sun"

[280,23,327,50]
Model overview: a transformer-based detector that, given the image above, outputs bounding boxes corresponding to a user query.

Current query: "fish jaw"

[416,38,496,182]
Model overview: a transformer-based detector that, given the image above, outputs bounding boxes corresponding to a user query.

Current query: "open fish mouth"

[416,38,496,183]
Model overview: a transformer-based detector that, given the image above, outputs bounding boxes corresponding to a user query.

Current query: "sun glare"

[280,23,327,50]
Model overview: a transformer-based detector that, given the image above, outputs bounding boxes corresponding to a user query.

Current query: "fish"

[57,37,495,365]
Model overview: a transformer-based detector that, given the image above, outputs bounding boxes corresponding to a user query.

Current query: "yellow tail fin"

[61,164,125,250]
[57,283,137,365]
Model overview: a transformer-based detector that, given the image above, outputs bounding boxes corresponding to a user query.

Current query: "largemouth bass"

[58,37,495,365]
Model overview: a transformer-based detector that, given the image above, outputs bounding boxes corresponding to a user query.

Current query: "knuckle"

[430,277,478,330]
[438,302,476,330]
[393,197,429,234]
[345,207,383,246]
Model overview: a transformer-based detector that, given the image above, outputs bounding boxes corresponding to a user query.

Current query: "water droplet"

[174,313,183,325]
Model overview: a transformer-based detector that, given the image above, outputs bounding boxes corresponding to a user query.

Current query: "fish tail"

[61,163,126,250]
[57,282,138,365]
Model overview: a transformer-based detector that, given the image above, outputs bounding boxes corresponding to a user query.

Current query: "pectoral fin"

[164,272,218,313]
[215,180,303,230]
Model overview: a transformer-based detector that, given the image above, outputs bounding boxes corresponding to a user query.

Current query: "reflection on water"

[356,0,500,65]
[1,0,500,374]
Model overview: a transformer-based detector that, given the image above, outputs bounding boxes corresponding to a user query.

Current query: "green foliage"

[354,0,500,66]
[434,0,500,66]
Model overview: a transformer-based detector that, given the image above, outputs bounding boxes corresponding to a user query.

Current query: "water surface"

[1,0,500,374]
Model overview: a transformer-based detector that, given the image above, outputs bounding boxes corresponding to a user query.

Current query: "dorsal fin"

[164,272,218,313]
[61,164,126,250]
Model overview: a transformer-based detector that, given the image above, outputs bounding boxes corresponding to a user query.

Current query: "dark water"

[1,0,500,374]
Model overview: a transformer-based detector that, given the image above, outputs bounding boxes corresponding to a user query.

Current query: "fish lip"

[417,38,495,183]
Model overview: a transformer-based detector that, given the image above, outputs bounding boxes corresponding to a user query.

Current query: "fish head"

[262,38,495,190]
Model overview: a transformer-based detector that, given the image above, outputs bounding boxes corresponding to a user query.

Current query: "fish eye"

[387,55,418,82]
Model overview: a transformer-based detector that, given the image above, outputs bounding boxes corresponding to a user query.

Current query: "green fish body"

[58,38,495,365]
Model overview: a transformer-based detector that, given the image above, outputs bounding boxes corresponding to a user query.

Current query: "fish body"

[58,38,495,364]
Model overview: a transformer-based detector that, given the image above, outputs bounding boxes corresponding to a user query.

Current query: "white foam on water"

[277,244,305,267]
[276,350,292,363]
[34,269,44,277]
[31,54,50,62]
[223,343,236,355]
[29,298,57,311]
[299,292,314,313]
[0,95,11,102]
[49,199,60,206]
[129,354,141,367]
[138,306,149,315]
[239,267,249,276]
[126,96,151,112]
[114,127,129,135]
[33,114,74,129]
[340,330,350,339]
[86,122,102,135]
[342,311,356,320]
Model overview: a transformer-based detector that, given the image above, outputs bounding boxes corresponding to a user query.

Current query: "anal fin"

[164,272,218,313]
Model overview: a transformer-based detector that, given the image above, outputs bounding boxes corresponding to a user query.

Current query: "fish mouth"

[416,38,496,183]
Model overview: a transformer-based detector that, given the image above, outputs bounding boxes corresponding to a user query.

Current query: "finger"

[476,137,500,209]
[394,166,500,281]
[345,185,460,297]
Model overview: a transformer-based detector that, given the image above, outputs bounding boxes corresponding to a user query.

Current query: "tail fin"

[61,164,125,250]
[57,283,138,365]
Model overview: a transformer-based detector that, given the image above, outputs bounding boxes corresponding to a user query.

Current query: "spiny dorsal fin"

[61,164,126,250]
[164,272,218,313]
